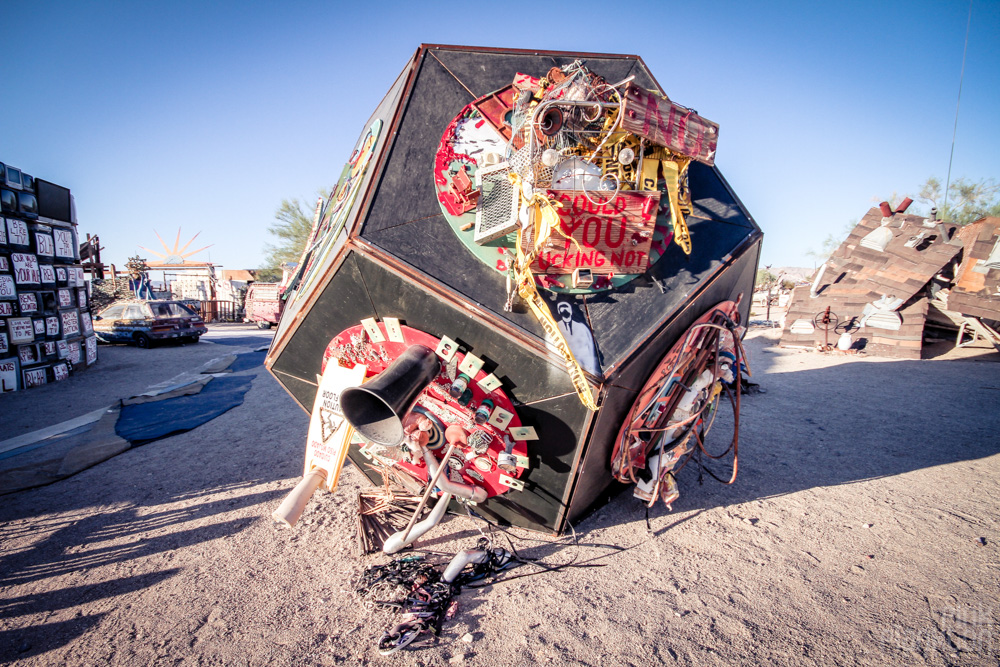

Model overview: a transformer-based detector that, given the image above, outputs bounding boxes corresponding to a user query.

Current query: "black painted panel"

[687,161,757,226]
[271,370,320,414]
[360,54,469,237]
[269,253,377,408]
[364,214,549,341]
[353,253,572,404]
[586,215,756,370]
[569,241,761,524]
[349,252,592,531]
[429,48,656,99]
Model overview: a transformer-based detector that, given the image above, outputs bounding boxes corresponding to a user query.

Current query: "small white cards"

[487,406,514,430]
[360,318,385,343]
[477,373,502,393]
[383,317,404,342]
[436,336,459,362]
[458,353,484,377]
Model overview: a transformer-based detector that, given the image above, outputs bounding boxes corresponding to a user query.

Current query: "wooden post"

[94,235,105,280]
[765,264,773,322]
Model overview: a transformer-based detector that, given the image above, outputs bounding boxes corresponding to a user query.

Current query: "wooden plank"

[619,83,718,165]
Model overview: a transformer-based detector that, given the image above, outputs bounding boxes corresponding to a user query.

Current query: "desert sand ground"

[1,325,998,666]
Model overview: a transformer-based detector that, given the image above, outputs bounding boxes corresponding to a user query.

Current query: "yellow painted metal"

[510,175,599,411]
[661,159,692,255]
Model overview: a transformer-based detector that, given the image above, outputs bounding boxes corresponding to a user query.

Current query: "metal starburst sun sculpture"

[139,229,214,265]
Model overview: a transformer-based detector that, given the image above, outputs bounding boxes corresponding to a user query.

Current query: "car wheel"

[134,333,152,349]
[256,321,271,330]
[186,335,200,344]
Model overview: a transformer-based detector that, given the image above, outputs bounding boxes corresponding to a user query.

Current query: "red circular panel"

[323,323,528,497]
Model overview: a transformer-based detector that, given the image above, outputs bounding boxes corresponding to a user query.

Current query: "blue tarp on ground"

[227,350,267,373]
[208,335,274,347]
[115,374,255,445]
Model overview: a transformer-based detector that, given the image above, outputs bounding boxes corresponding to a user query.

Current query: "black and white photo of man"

[543,294,601,377]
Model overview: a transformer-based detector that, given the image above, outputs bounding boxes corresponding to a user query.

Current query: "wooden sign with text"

[54,229,75,259]
[11,254,40,285]
[0,359,18,392]
[0,275,15,300]
[620,83,719,165]
[529,190,659,275]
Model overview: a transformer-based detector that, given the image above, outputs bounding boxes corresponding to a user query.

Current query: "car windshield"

[101,305,125,319]
[152,302,196,318]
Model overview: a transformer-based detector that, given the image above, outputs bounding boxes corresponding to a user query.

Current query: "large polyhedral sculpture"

[266,45,762,537]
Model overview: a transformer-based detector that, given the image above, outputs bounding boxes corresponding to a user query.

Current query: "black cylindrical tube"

[340,344,440,446]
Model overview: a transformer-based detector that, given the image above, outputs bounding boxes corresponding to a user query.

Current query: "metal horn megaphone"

[340,344,440,446]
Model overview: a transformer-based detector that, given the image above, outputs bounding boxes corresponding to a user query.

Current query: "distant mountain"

[772,267,814,282]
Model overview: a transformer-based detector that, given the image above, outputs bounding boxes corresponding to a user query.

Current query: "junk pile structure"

[0,160,98,392]
[782,202,1000,357]
[265,44,763,652]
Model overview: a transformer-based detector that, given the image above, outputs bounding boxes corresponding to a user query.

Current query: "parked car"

[93,300,208,348]
[243,282,283,329]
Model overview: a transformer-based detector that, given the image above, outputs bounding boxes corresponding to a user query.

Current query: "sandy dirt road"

[1,327,998,665]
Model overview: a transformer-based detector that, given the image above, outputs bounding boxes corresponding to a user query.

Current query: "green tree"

[917,176,1000,225]
[254,267,282,283]
[260,194,326,273]
[755,268,777,289]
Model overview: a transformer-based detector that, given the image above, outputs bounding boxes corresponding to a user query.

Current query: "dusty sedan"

[93,300,208,348]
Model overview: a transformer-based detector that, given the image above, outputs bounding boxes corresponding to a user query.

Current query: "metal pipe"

[442,547,512,583]
[396,439,460,547]
[382,491,453,554]
[810,263,828,299]
[385,427,487,553]
[421,443,487,503]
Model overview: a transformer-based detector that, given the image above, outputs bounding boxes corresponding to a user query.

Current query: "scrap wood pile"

[356,486,426,556]
[782,209,1000,358]
[89,278,134,312]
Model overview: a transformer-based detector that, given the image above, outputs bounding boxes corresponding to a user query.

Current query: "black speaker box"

[266,45,762,534]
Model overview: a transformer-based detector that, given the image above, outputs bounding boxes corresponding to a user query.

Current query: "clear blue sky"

[4,0,998,272]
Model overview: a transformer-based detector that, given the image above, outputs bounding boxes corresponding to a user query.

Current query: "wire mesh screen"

[474,163,520,244]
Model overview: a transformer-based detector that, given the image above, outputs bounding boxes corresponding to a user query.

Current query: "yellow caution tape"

[661,159,692,255]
